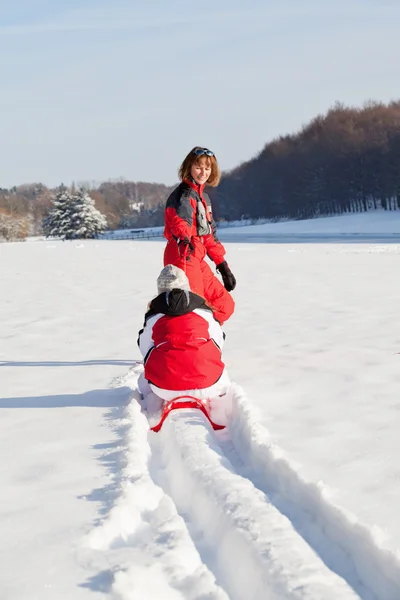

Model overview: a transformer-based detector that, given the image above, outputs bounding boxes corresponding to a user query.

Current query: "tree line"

[2,100,400,241]
[210,100,400,221]
[0,180,175,240]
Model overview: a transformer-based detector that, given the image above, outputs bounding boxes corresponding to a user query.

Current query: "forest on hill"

[210,101,400,221]
[1,101,400,241]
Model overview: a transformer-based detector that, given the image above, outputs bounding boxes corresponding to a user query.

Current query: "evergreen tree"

[43,187,107,240]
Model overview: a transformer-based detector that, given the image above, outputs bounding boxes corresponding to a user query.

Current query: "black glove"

[216,261,236,292]
[178,237,194,258]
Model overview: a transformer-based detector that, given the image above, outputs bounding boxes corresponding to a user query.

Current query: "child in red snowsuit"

[163,147,236,325]
[137,264,231,425]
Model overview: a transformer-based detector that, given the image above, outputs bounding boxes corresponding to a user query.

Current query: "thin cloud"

[0,17,194,36]
[0,10,262,36]
[2,3,399,37]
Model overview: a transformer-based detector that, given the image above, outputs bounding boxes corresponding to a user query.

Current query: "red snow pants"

[163,238,235,325]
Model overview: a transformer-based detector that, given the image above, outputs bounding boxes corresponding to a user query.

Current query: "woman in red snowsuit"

[164,147,236,324]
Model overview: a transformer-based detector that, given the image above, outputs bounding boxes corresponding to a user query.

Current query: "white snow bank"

[85,366,228,600]
[230,384,400,600]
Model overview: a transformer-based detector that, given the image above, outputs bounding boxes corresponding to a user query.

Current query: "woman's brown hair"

[178,146,221,187]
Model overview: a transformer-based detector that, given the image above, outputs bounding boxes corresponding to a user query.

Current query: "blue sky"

[1,0,399,187]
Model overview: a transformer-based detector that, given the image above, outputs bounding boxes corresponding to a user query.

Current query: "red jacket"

[164,179,226,266]
[138,289,225,390]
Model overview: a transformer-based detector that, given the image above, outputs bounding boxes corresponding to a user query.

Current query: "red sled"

[150,395,226,433]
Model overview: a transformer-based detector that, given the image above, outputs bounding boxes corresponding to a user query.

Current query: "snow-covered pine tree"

[68,188,107,239]
[42,187,76,240]
[43,186,107,240]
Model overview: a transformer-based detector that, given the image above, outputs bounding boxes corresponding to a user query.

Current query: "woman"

[163,146,236,325]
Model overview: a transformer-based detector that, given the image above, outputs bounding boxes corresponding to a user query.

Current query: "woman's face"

[190,157,211,185]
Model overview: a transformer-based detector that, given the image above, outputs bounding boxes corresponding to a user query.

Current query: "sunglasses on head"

[192,148,214,157]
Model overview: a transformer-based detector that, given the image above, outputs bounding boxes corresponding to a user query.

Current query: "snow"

[1,210,400,599]
[219,209,400,236]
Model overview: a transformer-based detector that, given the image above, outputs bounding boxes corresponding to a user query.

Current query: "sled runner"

[150,395,226,433]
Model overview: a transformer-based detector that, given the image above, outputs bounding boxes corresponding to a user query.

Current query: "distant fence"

[101,229,164,240]
[217,218,272,228]
[2,219,273,243]
[1,229,165,243]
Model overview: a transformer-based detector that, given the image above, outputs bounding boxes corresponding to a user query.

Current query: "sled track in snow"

[91,366,400,600]
[150,408,358,599]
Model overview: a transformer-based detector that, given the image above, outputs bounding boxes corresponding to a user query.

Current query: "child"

[163,146,236,325]
[137,265,230,418]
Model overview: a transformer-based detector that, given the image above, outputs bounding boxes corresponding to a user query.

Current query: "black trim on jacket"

[165,183,221,244]
[137,289,215,347]
[165,183,193,226]
[147,289,212,319]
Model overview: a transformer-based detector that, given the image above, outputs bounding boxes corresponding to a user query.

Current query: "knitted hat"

[157,264,190,294]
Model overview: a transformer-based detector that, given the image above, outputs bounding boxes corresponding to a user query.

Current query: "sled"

[150,395,226,433]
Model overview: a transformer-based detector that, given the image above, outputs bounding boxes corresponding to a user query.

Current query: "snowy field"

[218,210,400,243]
[221,209,400,235]
[1,212,400,599]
